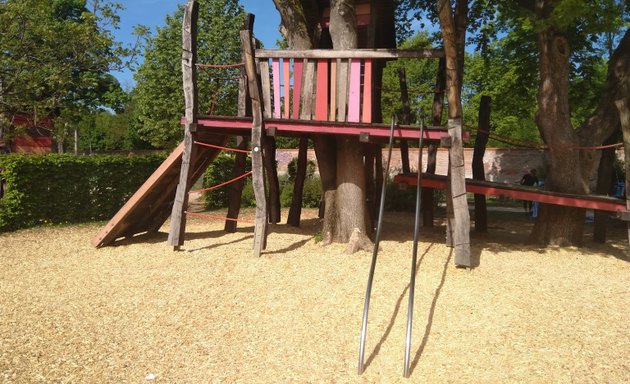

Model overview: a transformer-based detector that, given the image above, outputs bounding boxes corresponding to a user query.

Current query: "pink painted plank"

[315,59,329,121]
[292,59,303,119]
[272,58,281,119]
[362,59,372,123]
[329,60,337,121]
[347,59,361,123]
[283,59,290,119]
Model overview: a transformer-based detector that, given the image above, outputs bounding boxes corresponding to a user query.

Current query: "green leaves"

[131,0,245,149]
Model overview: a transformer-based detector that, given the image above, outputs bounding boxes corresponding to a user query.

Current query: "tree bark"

[437,0,471,266]
[472,95,491,233]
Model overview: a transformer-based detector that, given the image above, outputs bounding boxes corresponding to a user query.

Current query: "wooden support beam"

[398,68,411,174]
[241,16,267,256]
[168,0,199,250]
[472,96,491,233]
[287,137,309,227]
[256,48,445,59]
[448,118,471,267]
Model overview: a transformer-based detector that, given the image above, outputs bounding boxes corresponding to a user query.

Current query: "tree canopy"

[0,0,130,144]
[131,0,244,149]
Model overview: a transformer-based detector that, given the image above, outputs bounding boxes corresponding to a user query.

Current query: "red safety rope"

[194,141,251,154]
[185,211,255,224]
[474,127,624,151]
[189,171,253,194]
[196,63,245,69]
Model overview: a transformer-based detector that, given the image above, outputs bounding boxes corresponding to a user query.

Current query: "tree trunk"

[437,0,471,266]
[328,0,373,251]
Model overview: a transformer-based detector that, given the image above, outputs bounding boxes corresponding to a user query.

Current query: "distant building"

[1,114,53,154]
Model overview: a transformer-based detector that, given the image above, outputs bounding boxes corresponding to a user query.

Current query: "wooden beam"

[193,115,462,141]
[472,96,491,233]
[256,48,445,59]
[168,0,199,250]
[394,173,626,212]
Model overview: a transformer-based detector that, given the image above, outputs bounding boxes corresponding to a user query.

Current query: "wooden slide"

[92,133,227,248]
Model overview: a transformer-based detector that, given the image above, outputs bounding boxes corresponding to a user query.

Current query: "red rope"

[194,141,251,154]
[475,128,624,151]
[196,63,244,69]
[190,171,252,194]
[211,77,240,81]
[185,211,255,224]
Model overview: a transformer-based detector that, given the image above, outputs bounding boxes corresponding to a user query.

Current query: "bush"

[280,176,321,208]
[0,153,166,232]
[202,153,251,209]
[287,158,317,181]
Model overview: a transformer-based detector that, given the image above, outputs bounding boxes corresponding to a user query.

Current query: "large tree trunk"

[328,0,373,252]
[529,10,630,245]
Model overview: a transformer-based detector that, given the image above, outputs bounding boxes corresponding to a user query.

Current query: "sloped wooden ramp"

[92,133,227,248]
[394,173,626,213]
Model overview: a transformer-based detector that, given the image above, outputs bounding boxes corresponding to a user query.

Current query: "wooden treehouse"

[92,0,474,264]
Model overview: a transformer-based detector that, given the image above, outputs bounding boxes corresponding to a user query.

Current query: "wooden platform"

[394,173,626,213]
[193,115,466,141]
[92,133,227,248]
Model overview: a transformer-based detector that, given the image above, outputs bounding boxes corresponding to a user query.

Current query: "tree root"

[345,228,373,254]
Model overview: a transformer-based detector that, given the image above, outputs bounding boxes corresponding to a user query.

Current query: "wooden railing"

[254,49,443,124]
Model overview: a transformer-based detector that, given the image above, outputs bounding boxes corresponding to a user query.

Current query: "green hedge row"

[0,153,166,232]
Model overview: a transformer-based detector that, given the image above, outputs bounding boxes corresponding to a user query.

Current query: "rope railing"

[194,141,251,154]
[471,126,624,151]
[189,171,252,194]
[196,62,245,69]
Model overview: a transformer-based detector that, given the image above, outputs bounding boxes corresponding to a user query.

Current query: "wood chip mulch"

[1,208,629,383]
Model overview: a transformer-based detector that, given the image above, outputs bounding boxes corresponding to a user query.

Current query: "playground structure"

[93,0,472,262]
[92,0,629,378]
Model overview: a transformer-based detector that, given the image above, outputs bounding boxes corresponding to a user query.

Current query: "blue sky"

[111,0,281,90]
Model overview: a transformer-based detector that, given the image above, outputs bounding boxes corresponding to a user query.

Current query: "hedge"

[0,153,166,232]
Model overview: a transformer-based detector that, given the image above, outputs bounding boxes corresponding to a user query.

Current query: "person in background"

[520,169,539,213]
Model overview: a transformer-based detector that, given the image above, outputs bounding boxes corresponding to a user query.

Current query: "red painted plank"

[347,59,361,122]
[283,59,290,119]
[362,59,372,123]
[393,174,626,213]
[272,58,281,118]
[315,59,329,121]
[292,59,303,119]
[195,116,462,141]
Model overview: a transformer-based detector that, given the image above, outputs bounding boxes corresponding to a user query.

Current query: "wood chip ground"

[1,208,628,383]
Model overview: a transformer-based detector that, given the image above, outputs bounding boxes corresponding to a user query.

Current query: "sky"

[111,0,281,90]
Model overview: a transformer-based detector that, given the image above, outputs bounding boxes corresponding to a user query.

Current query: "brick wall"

[274,147,624,184]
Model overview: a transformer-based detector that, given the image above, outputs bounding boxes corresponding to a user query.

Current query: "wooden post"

[398,68,411,174]
[423,57,446,227]
[472,95,491,233]
[225,136,249,233]
[593,136,617,243]
[241,15,267,256]
[448,118,471,266]
[264,137,281,223]
[287,137,309,227]
[225,40,251,233]
[168,0,199,250]
[615,98,630,253]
